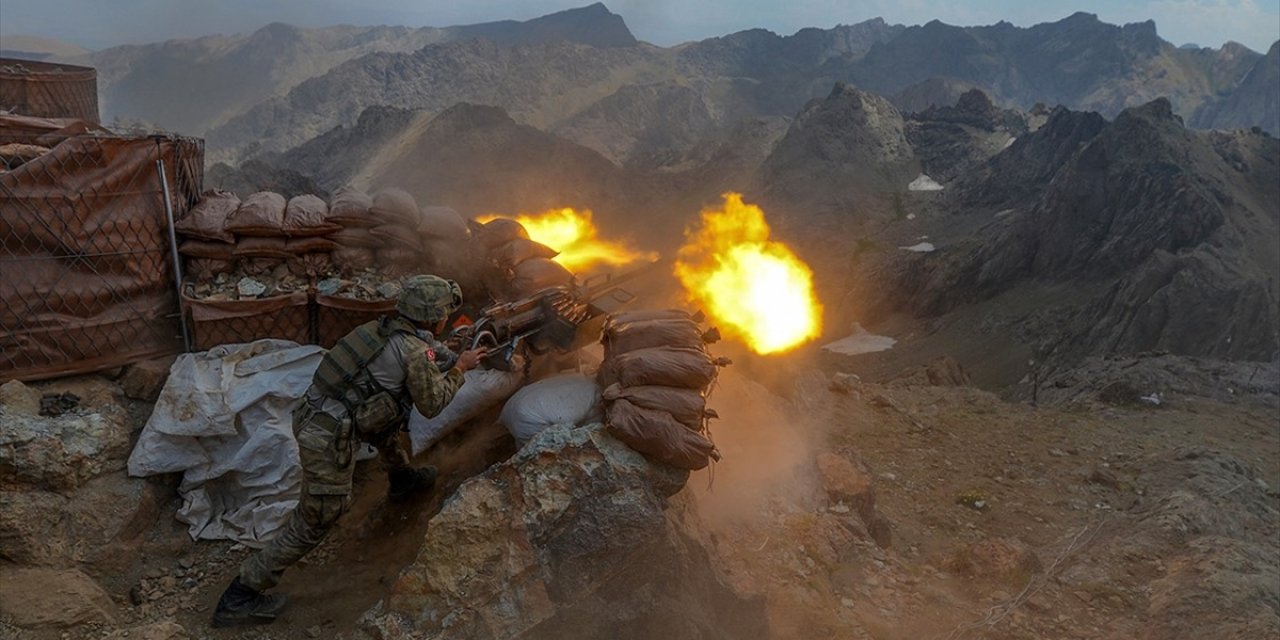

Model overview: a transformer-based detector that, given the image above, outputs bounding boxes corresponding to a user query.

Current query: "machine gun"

[450,260,665,371]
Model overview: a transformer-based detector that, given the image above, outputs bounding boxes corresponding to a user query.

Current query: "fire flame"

[675,193,822,355]
[477,207,655,272]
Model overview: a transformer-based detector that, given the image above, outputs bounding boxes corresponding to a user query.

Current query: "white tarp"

[408,367,525,456]
[907,174,944,191]
[128,340,324,546]
[822,324,898,356]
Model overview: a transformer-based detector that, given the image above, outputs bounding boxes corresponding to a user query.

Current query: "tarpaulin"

[0,114,203,381]
[127,340,323,545]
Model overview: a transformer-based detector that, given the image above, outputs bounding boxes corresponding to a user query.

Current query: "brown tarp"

[1,115,202,382]
[0,58,100,123]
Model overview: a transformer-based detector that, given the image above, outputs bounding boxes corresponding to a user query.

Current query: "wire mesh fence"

[1,117,202,382]
[0,58,100,124]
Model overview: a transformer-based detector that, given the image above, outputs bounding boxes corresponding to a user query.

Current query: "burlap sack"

[225,191,287,237]
[601,383,706,431]
[286,236,338,254]
[599,346,719,389]
[370,224,423,252]
[174,189,238,243]
[605,398,717,470]
[370,188,420,227]
[330,227,381,249]
[419,205,469,240]
[233,236,291,259]
[474,217,529,249]
[332,247,375,271]
[179,239,235,260]
[327,187,377,227]
[508,258,572,298]
[287,253,334,278]
[604,318,706,357]
[489,238,558,271]
[604,309,697,330]
[283,194,341,237]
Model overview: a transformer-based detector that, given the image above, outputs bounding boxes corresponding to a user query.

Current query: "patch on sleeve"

[425,348,436,362]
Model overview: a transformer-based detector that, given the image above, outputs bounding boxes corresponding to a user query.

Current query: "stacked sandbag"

[176,189,239,280]
[225,191,290,276]
[474,217,573,301]
[418,205,481,298]
[282,194,339,277]
[599,310,728,470]
[327,187,378,273]
[369,188,425,277]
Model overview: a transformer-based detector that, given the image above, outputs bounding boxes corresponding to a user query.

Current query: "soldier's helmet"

[397,275,462,323]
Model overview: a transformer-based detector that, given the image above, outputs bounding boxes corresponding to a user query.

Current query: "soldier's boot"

[388,465,438,501]
[210,577,288,628]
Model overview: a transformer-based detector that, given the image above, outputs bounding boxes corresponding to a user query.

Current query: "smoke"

[690,347,833,529]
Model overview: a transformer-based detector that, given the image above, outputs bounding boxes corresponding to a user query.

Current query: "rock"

[102,620,188,640]
[0,567,118,628]
[359,422,767,640]
[0,473,158,566]
[0,379,40,415]
[236,277,267,297]
[889,356,971,387]
[120,356,177,402]
[0,400,132,492]
[955,538,1043,582]
[816,453,874,507]
[317,277,342,296]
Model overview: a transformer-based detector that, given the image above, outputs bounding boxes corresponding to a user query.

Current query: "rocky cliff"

[358,423,768,640]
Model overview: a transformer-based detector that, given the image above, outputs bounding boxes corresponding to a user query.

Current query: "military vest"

[312,316,417,433]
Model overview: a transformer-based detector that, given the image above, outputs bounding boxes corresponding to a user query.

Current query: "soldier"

[211,274,486,627]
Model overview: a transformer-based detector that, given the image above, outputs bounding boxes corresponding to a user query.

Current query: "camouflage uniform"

[239,322,464,592]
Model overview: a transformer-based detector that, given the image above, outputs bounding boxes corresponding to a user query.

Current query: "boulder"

[0,405,132,492]
[360,423,768,640]
[0,567,118,628]
[0,379,40,415]
[816,452,891,548]
[120,355,178,401]
[0,473,159,567]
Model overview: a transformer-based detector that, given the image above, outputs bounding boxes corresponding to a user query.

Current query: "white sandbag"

[409,368,526,456]
[500,374,602,446]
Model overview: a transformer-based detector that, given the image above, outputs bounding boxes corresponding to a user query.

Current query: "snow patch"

[823,325,897,356]
[908,174,944,191]
[899,242,936,252]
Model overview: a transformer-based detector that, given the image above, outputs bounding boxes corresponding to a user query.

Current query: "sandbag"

[377,248,423,276]
[604,318,707,357]
[186,258,236,281]
[179,239,235,260]
[605,309,698,329]
[509,258,573,298]
[600,346,720,389]
[601,383,707,431]
[490,237,558,271]
[287,253,334,278]
[409,367,526,455]
[419,205,469,240]
[233,236,291,259]
[327,187,376,227]
[239,257,285,276]
[283,194,340,237]
[500,374,602,446]
[225,191,287,237]
[175,189,238,243]
[474,217,529,249]
[332,246,375,271]
[286,236,337,254]
[331,226,381,249]
[370,188,420,227]
[370,224,423,251]
[606,398,717,470]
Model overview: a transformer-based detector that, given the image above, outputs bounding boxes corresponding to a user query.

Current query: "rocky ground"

[1,350,1276,640]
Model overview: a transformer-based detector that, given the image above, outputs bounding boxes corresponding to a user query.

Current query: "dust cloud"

[691,348,833,529]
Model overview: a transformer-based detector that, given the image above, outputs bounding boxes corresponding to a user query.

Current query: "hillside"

[71,3,638,135]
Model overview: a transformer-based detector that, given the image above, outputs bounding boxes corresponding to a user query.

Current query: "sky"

[1,0,1277,53]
